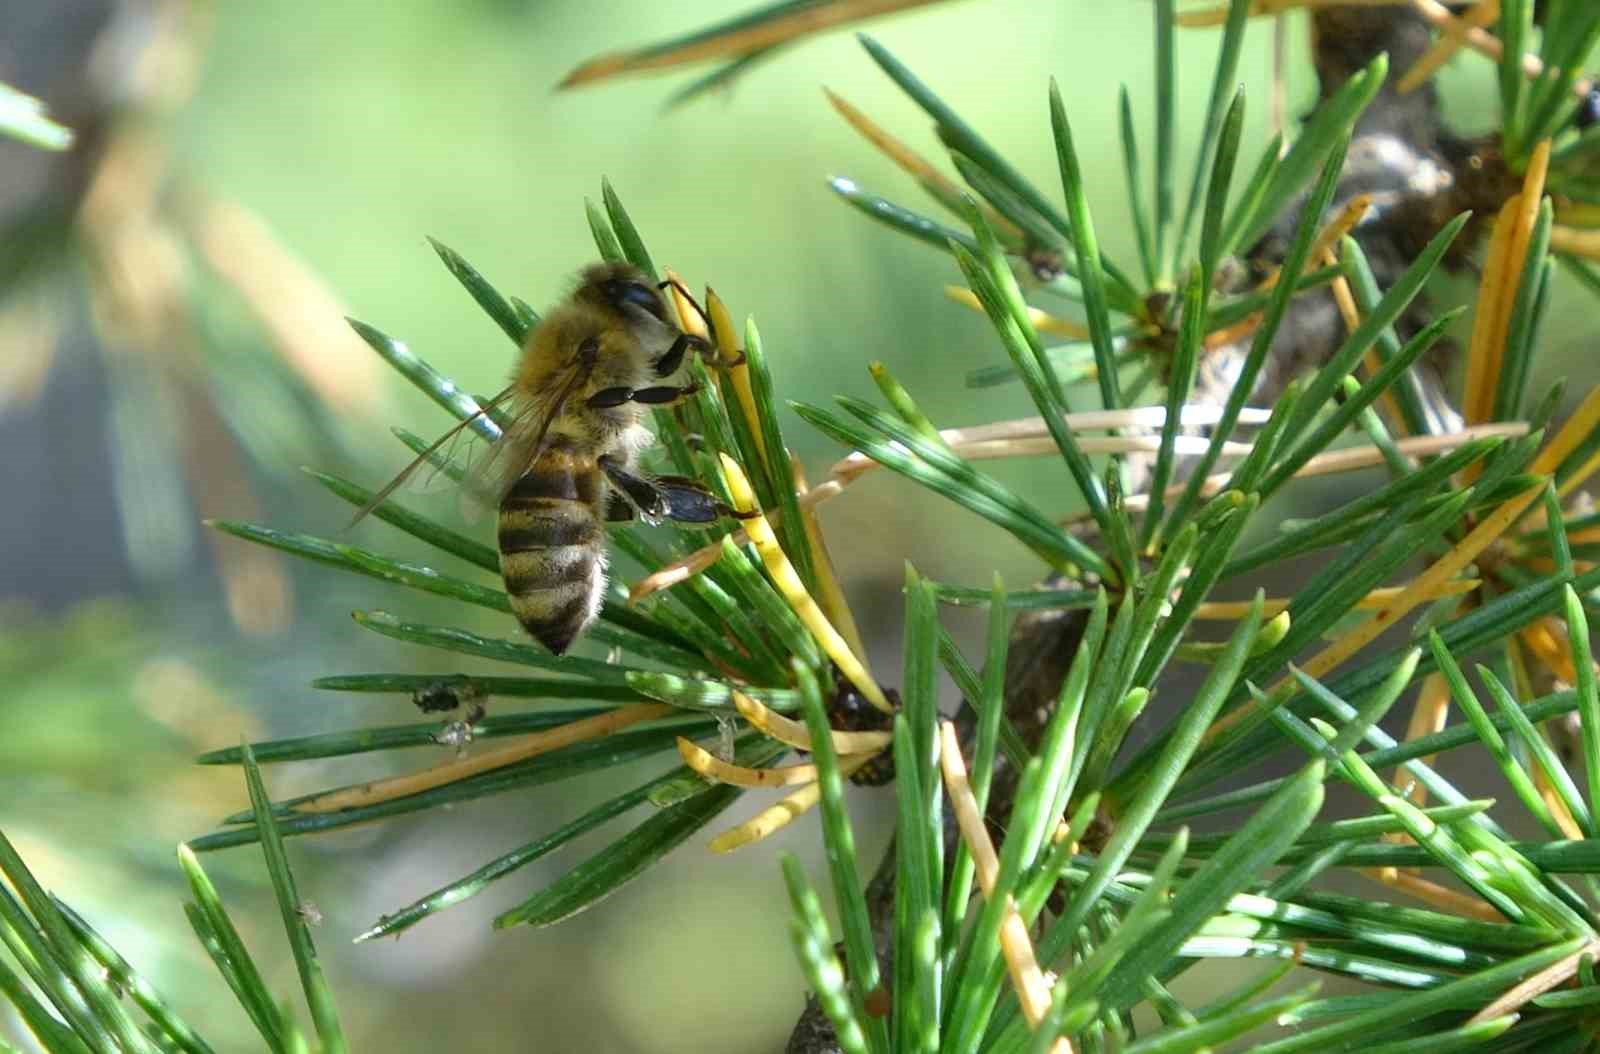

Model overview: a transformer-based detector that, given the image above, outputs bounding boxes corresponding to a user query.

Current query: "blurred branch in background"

[1,7,412,1040]
[559,0,965,105]
[1,0,388,629]
[0,735,346,1054]
[0,82,75,151]
[0,597,277,1043]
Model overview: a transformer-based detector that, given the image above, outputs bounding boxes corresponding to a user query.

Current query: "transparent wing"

[349,385,519,527]
[458,347,598,520]
[405,419,502,495]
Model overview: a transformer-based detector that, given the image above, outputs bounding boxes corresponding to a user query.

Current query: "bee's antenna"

[659,277,711,332]
[659,277,745,367]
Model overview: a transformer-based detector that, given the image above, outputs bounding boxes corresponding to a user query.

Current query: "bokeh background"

[2,1,1594,1050]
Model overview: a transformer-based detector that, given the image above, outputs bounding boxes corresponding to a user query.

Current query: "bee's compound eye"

[1580,87,1600,131]
[609,280,668,322]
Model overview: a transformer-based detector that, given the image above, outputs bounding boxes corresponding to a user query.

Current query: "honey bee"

[358,262,740,654]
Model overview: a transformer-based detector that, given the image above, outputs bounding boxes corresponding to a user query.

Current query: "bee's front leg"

[598,456,750,525]
[651,332,715,377]
[653,278,747,368]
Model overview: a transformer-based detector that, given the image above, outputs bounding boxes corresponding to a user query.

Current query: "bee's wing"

[1408,358,1464,436]
[348,384,521,528]
[460,343,599,518]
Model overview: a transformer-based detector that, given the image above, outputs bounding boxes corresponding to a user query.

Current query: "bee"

[412,677,480,714]
[1578,86,1600,131]
[358,262,740,654]
[825,673,898,787]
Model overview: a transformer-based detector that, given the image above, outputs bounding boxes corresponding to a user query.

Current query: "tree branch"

[787,5,1519,1048]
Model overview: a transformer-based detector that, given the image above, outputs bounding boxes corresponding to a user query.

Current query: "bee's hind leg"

[598,455,667,523]
[604,489,637,522]
[598,457,744,526]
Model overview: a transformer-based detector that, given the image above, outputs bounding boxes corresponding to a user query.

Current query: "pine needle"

[678,737,808,787]
[286,704,674,815]
[1192,581,1480,620]
[1396,0,1501,94]
[719,454,890,712]
[733,690,893,754]
[939,722,1066,1049]
[708,755,873,852]
[943,286,1087,337]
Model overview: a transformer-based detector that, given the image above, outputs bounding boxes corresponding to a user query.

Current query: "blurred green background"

[2,1,1594,1050]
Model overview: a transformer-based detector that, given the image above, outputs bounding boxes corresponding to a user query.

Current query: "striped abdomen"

[498,456,607,655]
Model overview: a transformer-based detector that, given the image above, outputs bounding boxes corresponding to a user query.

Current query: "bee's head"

[575,261,670,326]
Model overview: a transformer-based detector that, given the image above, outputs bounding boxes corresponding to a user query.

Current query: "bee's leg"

[654,279,743,365]
[632,384,701,405]
[598,455,667,523]
[658,277,712,331]
[587,387,636,409]
[652,475,756,523]
[650,332,713,377]
[649,286,745,372]
[598,459,741,525]
[603,490,637,522]
[587,383,702,409]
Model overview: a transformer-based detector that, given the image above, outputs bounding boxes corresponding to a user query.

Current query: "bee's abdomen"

[498,464,606,655]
